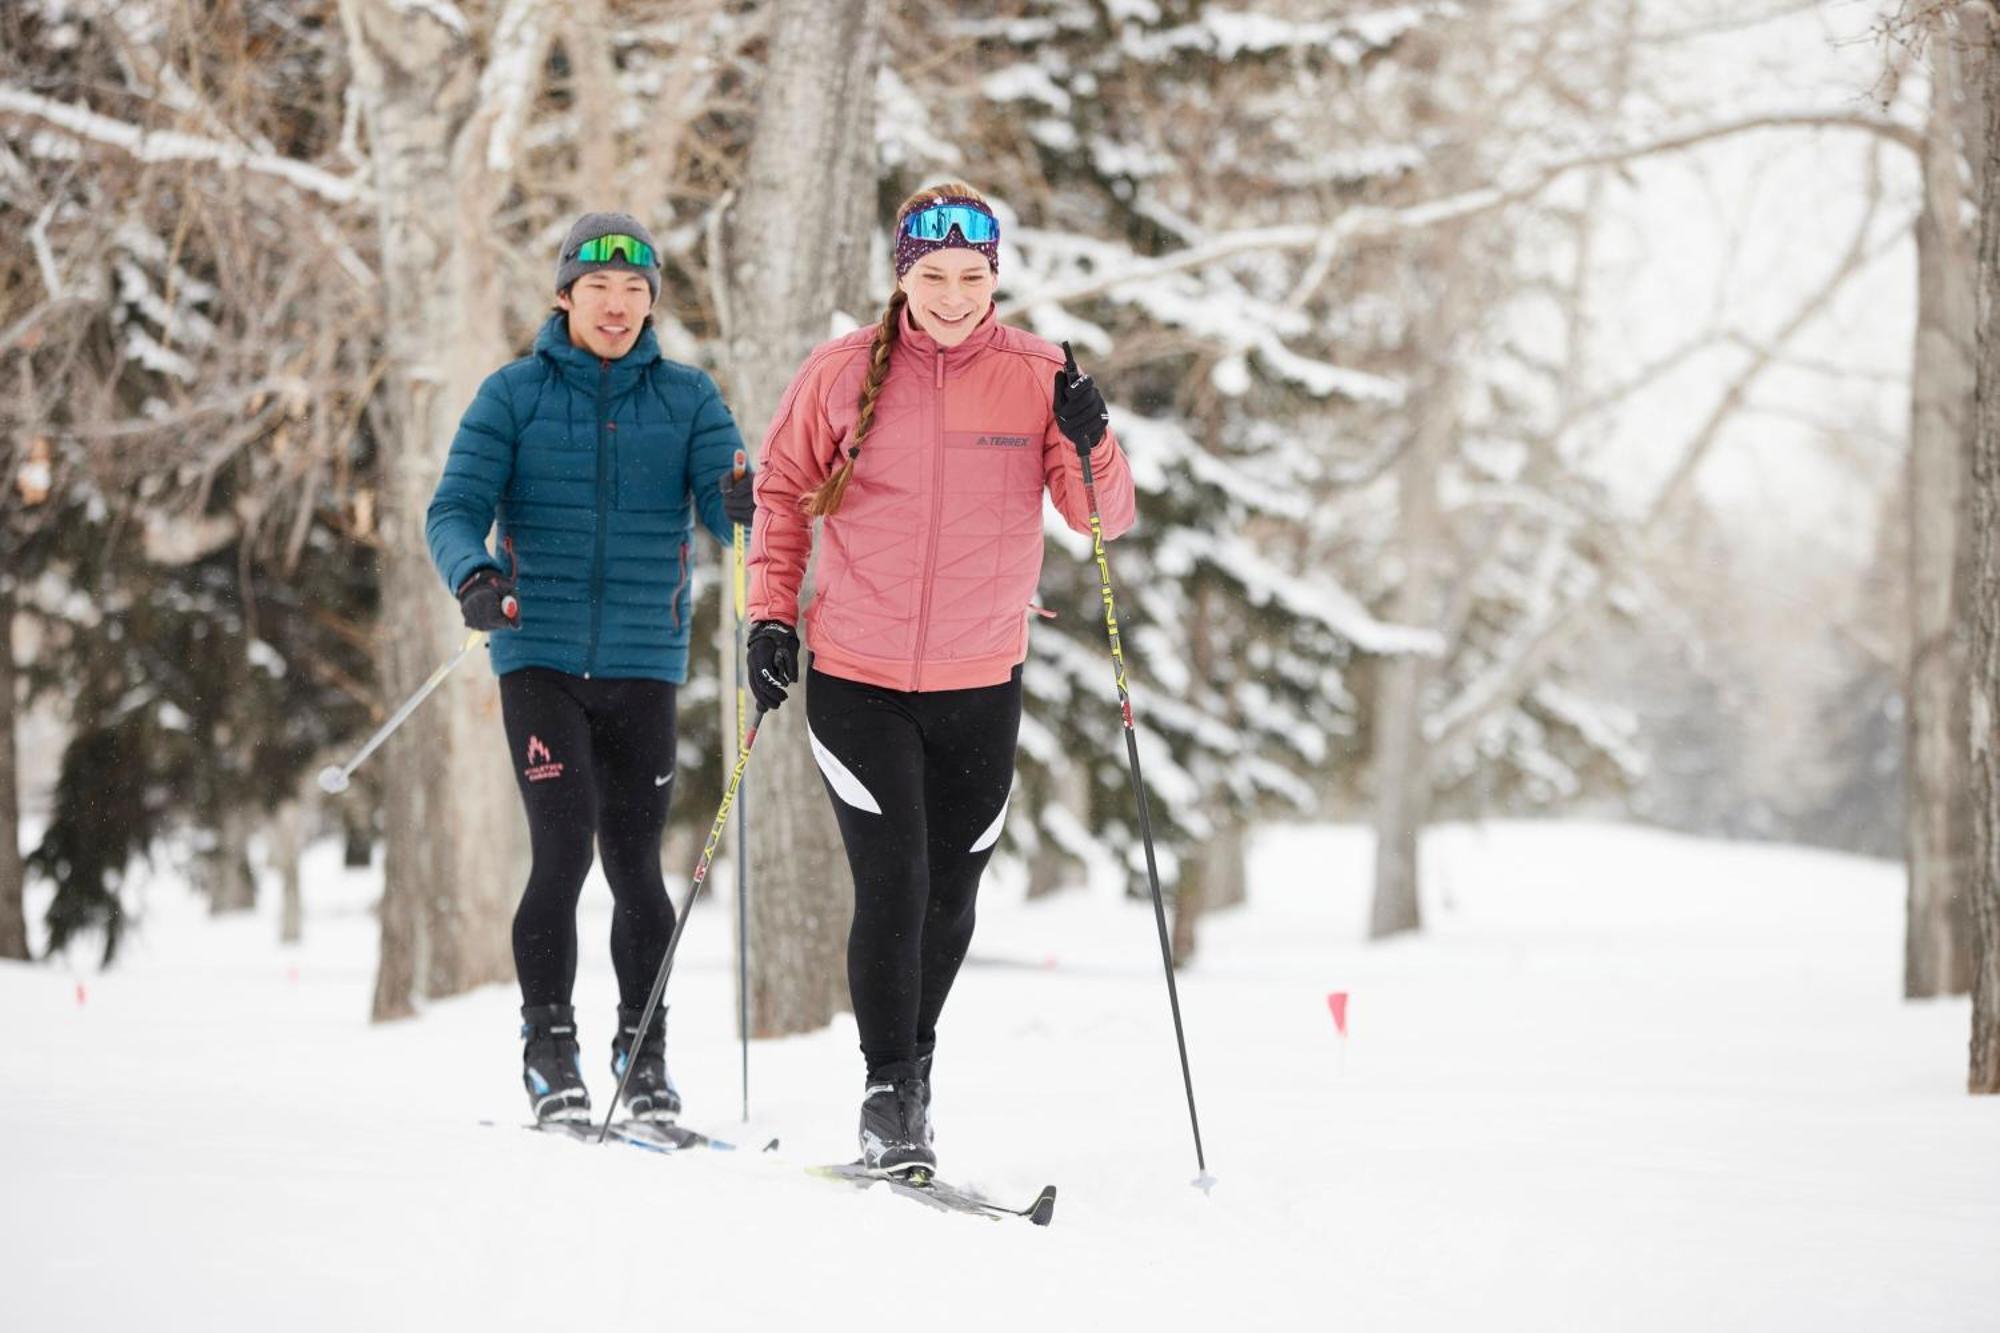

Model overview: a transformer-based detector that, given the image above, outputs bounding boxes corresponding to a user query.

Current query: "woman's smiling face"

[898,249,995,347]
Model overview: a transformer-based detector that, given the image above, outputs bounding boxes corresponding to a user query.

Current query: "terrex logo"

[974,433,1032,449]
[524,735,564,783]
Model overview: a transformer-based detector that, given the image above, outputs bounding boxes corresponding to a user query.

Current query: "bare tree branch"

[1638,0,1830,44]
[1420,181,1907,764]
[0,87,370,206]
[999,109,1920,317]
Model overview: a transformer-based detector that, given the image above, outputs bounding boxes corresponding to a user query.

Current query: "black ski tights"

[805,664,1022,1080]
[499,668,678,1010]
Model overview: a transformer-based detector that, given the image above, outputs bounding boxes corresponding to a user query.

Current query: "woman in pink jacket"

[744,182,1137,1175]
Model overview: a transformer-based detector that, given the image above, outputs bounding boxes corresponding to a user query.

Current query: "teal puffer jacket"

[425,314,743,682]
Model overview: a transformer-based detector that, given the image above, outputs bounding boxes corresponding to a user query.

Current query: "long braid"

[803,289,907,518]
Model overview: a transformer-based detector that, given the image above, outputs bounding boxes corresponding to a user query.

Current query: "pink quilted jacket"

[748,305,1136,692]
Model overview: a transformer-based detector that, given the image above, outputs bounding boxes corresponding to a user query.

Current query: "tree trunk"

[342,804,372,868]
[1168,580,1244,957]
[1025,761,1086,899]
[1170,857,1202,967]
[342,0,529,1019]
[564,0,621,199]
[1206,820,1247,911]
[273,797,305,945]
[1368,339,1451,939]
[1171,819,1245,966]
[0,581,25,961]
[1369,651,1430,938]
[1967,10,2000,1095]
[1906,20,1982,999]
[1172,581,1217,953]
[720,0,883,1038]
[204,801,257,915]
[1025,845,1064,900]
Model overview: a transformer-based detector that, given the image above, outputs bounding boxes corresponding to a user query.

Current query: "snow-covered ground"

[4,821,1995,1331]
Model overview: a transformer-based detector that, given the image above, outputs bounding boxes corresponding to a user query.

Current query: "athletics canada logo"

[524,735,564,783]
[974,433,1031,449]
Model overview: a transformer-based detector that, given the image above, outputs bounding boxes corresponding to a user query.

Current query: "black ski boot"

[521,1003,590,1124]
[611,1005,681,1123]
[916,1047,936,1146]
[859,1060,934,1176]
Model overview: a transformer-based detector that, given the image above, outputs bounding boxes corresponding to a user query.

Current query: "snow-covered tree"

[2,0,379,958]
[1348,0,1924,935]
[881,1,1462,953]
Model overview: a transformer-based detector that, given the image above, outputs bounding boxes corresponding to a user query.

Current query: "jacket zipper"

[910,348,948,691]
[670,541,690,630]
[585,359,611,677]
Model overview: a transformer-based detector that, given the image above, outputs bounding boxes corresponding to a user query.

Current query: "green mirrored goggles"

[571,233,658,267]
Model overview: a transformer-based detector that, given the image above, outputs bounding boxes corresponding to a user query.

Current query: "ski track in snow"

[4,820,1996,1331]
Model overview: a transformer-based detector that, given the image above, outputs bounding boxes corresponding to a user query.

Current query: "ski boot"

[521,1003,590,1124]
[915,1047,936,1145]
[611,1005,682,1123]
[859,1060,935,1177]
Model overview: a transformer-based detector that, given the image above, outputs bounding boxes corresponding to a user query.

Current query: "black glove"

[457,567,519,631]
[721,468,757,528]
[746,621,799,711]
[1052,340,1109,457]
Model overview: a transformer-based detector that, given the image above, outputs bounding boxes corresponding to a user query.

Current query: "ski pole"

[319,541,517,795]
[600,705,772,1144]
[731,448,752,1123]
[317,627,494,795]
[1063,343,1212,1188]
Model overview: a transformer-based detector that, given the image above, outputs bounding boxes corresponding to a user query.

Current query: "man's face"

[897,250,995,348]
[558,271,654,359]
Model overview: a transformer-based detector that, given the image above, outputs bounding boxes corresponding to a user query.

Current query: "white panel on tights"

[809,726,883,814]
[969,794,1010,853]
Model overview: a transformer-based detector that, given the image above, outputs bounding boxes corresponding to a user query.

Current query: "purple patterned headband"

[893,197,1001,280]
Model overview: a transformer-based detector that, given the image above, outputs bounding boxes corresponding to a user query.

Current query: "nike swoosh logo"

[654,772,674,787]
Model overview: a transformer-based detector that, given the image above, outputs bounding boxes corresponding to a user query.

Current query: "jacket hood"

[534,311,663,387]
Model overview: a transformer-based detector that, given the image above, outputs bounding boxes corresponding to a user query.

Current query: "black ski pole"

[1063,343,1213,1189]
[598,705,771,1143]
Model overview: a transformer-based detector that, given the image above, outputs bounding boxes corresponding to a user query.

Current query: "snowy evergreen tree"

[877,1,1653,949]
[879,1,1460,949]
[3,0,380,958]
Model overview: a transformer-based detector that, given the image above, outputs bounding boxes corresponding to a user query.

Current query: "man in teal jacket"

[426,211,754,1126]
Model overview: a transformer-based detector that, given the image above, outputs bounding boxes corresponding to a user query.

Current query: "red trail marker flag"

[1327,991,1348,1037]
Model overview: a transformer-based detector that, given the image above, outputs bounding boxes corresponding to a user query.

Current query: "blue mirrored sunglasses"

[900,202,999,245]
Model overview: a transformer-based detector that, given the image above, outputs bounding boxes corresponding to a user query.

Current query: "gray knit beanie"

[555,211,661,297]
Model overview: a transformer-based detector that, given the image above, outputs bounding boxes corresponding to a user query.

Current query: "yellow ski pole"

[731,449,752,1121]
